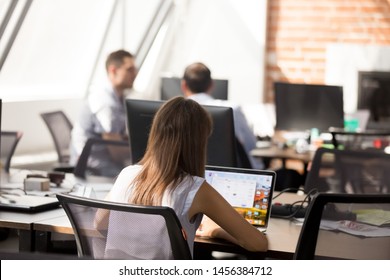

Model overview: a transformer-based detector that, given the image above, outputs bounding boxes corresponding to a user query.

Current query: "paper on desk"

[353,209,390,227]
[320,220,390,237]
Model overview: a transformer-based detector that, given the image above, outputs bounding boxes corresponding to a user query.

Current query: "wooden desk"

[32,211,302,259]
[194,218,301,259]
[0,208,66,251]
[2,168,305,259]
[0,169,114,251]
[31,192,304,259]
[251,146,315,181]
[251,146,314,165]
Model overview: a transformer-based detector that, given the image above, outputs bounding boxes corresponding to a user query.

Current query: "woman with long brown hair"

[96,96,267,257]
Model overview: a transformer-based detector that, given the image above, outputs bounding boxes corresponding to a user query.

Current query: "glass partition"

[0,0,166,101]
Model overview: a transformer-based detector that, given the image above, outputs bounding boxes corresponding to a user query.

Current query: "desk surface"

[31,192,304,259]
[0,169,113,229]
[1,169,305,259]
[251,146,314,164]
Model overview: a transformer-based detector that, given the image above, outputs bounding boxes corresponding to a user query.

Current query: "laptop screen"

[205,166,275,228]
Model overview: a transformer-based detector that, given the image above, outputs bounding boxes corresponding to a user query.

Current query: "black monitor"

[274,82,344,132]
[125,99,237,167]
[160,77,228,100]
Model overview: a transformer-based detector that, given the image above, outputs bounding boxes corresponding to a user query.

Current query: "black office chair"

[329,127,390,150]
[56,193,192,259]
[274,168,304,192]
[0,131,23,172]
[294,193,390,259]
[0,131,23,241]
[304,147,390,194]
[73,138,131,179]
[40,111,74,172]
[235,139,253,169]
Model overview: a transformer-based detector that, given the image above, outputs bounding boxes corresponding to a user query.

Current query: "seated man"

[70,50,137,176]
[181,62,263,169]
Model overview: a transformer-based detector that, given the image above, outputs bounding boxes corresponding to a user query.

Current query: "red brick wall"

[265,0,390,102]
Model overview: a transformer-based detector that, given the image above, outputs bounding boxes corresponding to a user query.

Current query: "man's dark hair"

[183,62,212,93]
[105,50,134,71]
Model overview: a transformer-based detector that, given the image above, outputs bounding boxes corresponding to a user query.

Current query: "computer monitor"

[125,99,237,167]
[274,82,344,132]
[160,77,229,100]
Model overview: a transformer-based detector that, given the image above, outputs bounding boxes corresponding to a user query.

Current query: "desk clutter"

[271,203,307,219]
[270,188,317,219]
[24,172,65,191]
[0,171,66,212]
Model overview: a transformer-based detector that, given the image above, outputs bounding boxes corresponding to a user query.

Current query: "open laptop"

[205,166,276,232]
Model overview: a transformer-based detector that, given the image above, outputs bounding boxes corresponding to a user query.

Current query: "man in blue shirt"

[70,50,137,176]
[181,62,263,169]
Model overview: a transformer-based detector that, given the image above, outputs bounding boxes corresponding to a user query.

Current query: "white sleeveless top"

[108,165,204,257]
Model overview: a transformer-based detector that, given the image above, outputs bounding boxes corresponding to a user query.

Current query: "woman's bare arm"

[189,182,268,252]
[93,192,111,230]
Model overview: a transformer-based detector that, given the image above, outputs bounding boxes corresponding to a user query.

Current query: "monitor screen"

[160,77,228,100]
[125,99,237,167]
[274,82,344,132]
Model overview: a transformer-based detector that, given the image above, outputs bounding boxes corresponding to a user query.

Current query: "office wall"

[2,99,82,161]
[160,0,268,105]
[2,0,269,159]
[265,0,390,106]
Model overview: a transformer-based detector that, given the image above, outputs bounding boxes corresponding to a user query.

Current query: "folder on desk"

[0,194,60,213]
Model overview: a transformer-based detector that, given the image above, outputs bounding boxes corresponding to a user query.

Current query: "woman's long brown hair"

[128,97,212,205]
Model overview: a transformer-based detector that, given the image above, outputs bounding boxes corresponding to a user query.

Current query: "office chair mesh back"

[40,111,73,163]
[294,193,390,260]
[304,147,390,194]
[0,131,23,172]
[104,211,172,259]
[57,194,192,260]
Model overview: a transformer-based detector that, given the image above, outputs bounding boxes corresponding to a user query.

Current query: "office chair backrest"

[0,131,23,172]
[40,110,73,163]
[304,147,390,194]
[235,138,252,169]
[329,127,390,150]
[125,99,238,167]
[294,193,390,260]
[73,138,131,179]
[274,168,304,192]
[56,193,192,260]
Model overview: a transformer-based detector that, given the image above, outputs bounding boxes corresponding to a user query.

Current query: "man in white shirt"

[70,50,137,176]
[181,62,263,169]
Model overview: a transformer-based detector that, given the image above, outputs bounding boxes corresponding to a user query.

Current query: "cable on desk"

[271,188,318,219]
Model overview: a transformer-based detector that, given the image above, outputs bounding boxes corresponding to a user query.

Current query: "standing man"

[70,50,137,176]
[181,62,264,169]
